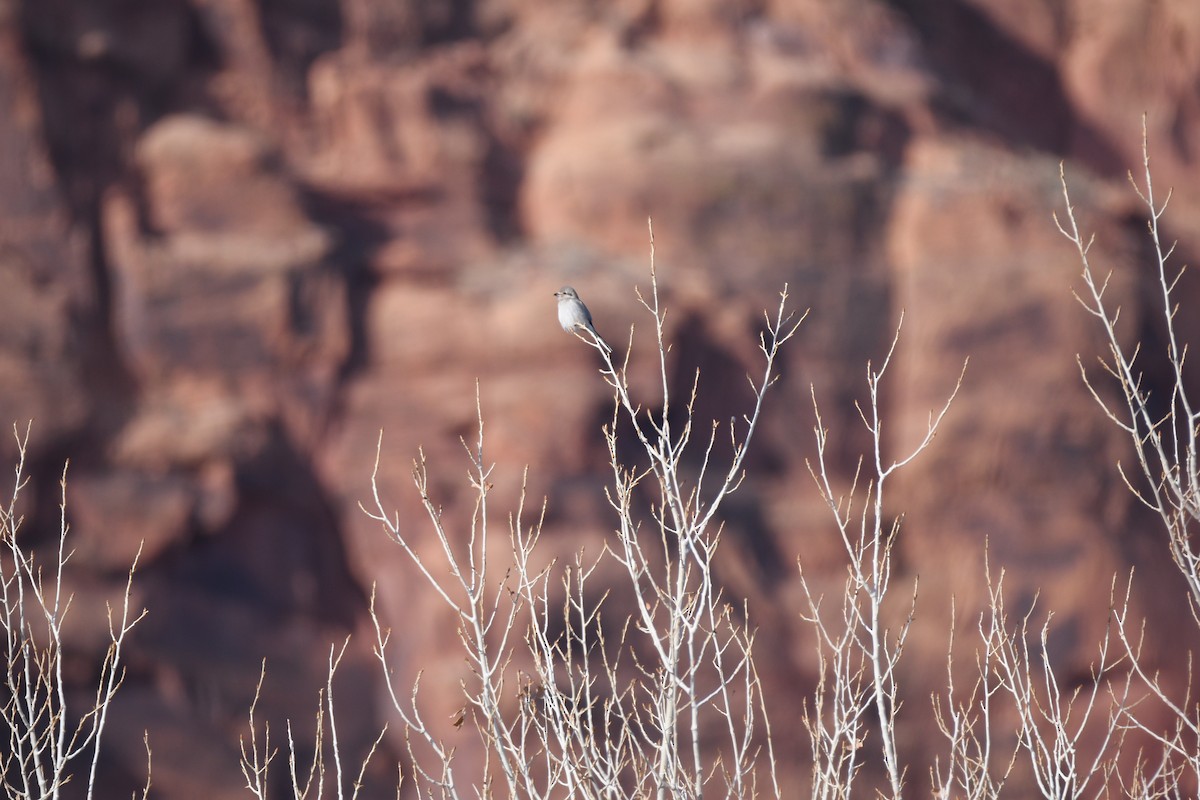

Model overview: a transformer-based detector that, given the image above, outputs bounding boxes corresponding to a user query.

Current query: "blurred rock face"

[3,0,1200,795]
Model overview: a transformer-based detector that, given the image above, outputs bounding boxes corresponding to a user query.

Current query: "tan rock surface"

[3,0,1200,796]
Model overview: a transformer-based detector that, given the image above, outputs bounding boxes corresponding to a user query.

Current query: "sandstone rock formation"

[2,0,1199,796]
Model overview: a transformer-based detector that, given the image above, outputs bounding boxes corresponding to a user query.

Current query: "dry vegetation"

[3,131,1200,799]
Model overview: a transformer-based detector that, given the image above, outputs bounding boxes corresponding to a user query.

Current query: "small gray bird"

[554,286,611,353]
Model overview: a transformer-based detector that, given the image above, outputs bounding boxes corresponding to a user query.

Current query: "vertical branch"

[1061,119,1200,785]
[804,326,966,799]
[361,387,530,799]
[930,595,1019,799]
[361,255,800,799]
[240,645,388,800]
[981,570,1130,799]
[239,661,277,800]
[602,267,801,799]
[1061,118,1200,608]
[0,423,147,800]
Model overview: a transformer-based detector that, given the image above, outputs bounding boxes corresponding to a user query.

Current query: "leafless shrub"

[361,225,802,799]
[1,423,147,800]
[1060,117,1200,795]
[801,319,965,799]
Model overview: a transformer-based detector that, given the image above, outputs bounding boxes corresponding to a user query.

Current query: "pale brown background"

[3,0,1200,796]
